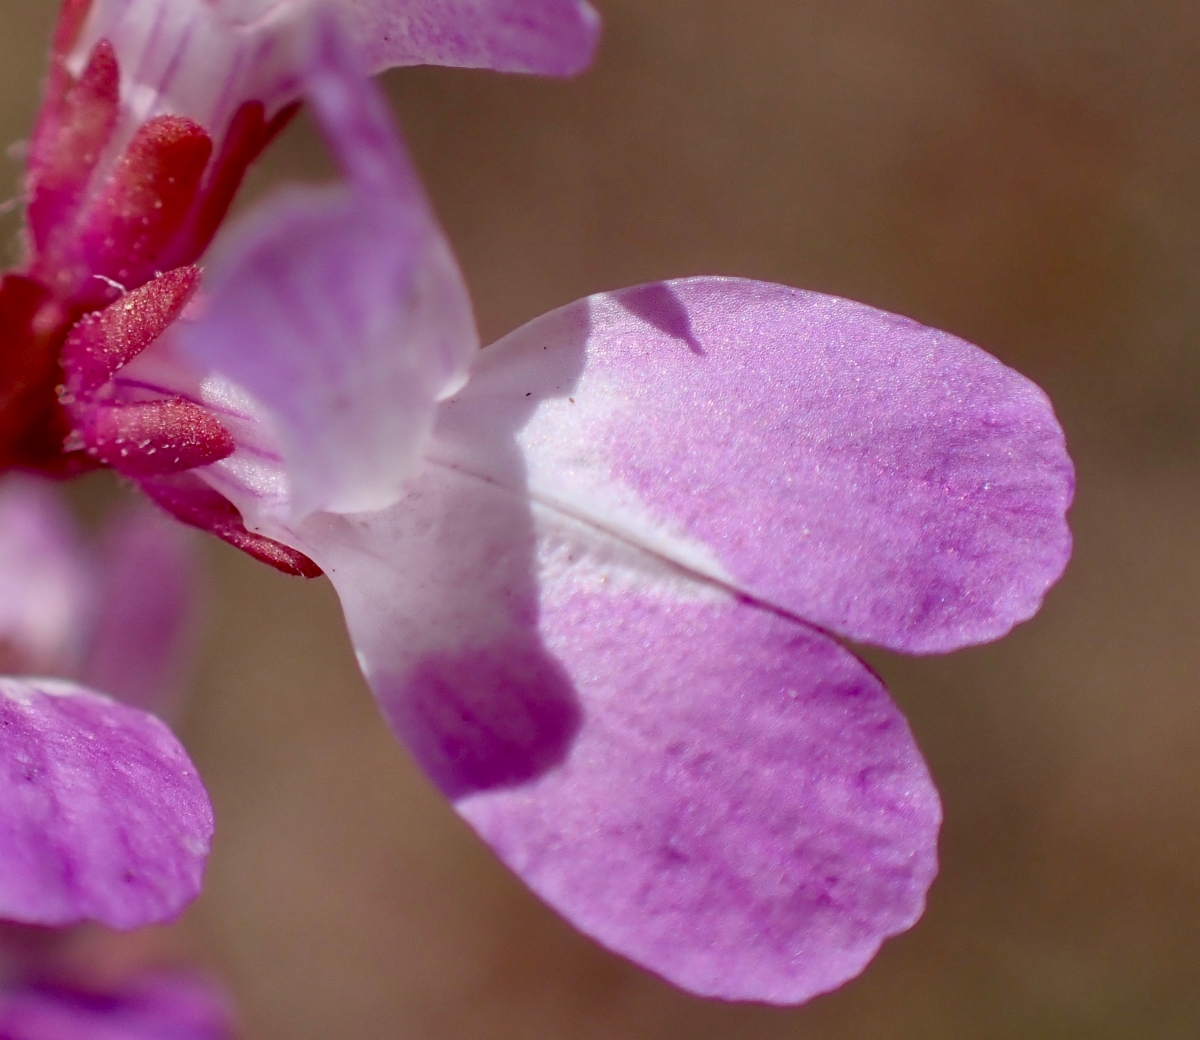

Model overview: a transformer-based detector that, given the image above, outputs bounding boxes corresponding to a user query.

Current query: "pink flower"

[0,479,232,1037]
[0,4,1073,1006]
[0,477,211,931]
[102,23,1066,1002]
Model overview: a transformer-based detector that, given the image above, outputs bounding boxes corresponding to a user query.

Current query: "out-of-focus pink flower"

[0,478,211,932]
[84,22,1070,1003]
[0,478,199,717]
[0,481,232,1035]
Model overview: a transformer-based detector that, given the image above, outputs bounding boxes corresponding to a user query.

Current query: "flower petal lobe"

[0,970,236,1040]
[0,678,212,929]
[440,277,1074,653]
[344,0,601,77]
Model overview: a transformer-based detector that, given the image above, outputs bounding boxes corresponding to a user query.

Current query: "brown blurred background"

[4,0,1200,1037]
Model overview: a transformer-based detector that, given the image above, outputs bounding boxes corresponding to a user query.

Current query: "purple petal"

[435,278,1074,654]
[176,15,477,521]
[0,478,94,677]
[344,0,601,77]
[72,0,599,148]
[0,679,212,929]
[293,460,940,1003]
[81,502,200,720]
[469,592,939,1003]
[0,971,236,1040]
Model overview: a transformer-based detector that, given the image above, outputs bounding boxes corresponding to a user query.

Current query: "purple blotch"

[395,638,581,801]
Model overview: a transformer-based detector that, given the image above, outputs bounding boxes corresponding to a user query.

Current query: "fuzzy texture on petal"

[0,679,212,929]
[0,971,236,1040]
[344,0,601,77]
[432,278,1074,654]
[176,14,478,521]
[81,503,199,719]
[0,478,93,677]
[292,456,941,1004]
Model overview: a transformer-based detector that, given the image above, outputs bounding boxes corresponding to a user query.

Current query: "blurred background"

[3,0,1200,1037]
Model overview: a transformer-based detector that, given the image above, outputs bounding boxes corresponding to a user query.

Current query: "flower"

[0,477,211,931]
[103,21,1066,1003]
[1,5,1074,1007]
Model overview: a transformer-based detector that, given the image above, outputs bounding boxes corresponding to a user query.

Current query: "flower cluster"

[0,0,1073,1018]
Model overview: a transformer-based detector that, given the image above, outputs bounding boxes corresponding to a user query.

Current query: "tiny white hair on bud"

[92,274,129,295]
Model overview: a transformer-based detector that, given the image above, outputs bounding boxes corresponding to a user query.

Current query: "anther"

[75,398,235,477]
[61,266,201,394]
[80,115,212,293]
[26,38,120,255]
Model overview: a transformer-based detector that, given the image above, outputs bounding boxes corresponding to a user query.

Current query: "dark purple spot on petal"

[395,638,580,800]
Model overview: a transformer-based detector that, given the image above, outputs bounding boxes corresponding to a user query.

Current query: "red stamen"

[140,474,324,577]
[77,398,235,477]
[262,101,303,154]
[81,115,213,293]
[61,266,201,394]
[27,40,121,256]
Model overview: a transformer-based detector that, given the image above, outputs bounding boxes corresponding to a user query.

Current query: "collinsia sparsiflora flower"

[0,0,1075,1009]
[99,20,1073,1002]
[0,477,211,932]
